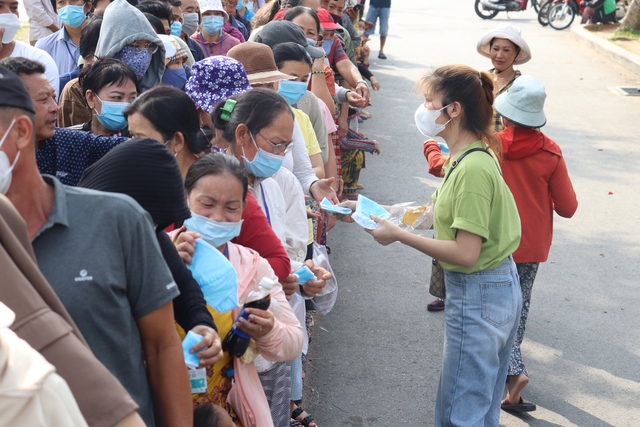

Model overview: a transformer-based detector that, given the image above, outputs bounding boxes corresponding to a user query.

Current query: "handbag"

[428,147,492,300]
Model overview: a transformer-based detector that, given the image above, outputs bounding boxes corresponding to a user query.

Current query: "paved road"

[304,1,640,426]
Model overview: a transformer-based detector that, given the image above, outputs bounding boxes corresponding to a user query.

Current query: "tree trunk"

[621,0,640,31]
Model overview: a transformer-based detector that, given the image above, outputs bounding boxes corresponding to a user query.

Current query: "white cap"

[259,277,275,291]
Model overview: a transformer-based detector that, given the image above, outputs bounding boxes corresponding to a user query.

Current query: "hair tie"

[220,99,237,122]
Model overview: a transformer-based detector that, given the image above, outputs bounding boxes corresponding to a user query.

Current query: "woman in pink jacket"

[175,152,304,427]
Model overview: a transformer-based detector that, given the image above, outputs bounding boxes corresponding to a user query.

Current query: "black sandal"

[292,406,317,427]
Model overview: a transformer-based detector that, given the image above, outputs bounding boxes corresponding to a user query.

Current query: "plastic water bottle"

[222,277,274,357]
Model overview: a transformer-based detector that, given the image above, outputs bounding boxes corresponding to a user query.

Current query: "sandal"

[292,406,317,427]
[501,396,537,412]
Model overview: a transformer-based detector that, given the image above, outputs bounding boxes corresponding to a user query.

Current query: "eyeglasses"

[129,41,157,54]
[257,132,293,155]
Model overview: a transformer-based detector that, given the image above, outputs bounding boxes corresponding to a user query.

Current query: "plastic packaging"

[294,265,317,284]
[182,330,204,369]
[387,202,434,231]
[222,277,274,357]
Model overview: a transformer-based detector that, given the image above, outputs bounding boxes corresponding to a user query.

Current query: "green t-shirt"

[432,141,521,273]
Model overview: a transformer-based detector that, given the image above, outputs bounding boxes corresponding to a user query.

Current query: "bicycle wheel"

[537,0,552,26]
[474,0,500,19]
[531,0,542,13]
[548,2,576,30]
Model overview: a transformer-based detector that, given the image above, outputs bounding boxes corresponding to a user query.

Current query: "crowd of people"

[0,0,388,426]
[0,0,581,424]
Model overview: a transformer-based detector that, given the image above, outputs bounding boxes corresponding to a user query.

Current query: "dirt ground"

[585,23,640,56]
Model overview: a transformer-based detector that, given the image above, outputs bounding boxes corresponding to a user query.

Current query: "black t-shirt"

[370,0,391,8]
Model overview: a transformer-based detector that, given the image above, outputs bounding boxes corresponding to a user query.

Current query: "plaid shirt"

[492,70,521,132]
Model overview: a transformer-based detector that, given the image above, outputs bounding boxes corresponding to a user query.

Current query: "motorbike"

[474,0,543,19]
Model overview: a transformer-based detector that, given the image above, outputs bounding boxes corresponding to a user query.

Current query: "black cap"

[258,21,325,59]
[0,67,36,114]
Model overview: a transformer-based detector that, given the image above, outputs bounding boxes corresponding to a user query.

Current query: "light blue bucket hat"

[494,75,547,128]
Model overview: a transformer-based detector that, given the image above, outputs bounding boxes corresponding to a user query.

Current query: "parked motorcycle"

[474,0,543,19]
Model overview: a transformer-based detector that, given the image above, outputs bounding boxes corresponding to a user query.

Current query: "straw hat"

[494,75,546,128]
[477,24,531,65]
[227,42,296,85]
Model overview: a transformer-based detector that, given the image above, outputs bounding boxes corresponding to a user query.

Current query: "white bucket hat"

[477,24,531,65]
[494,75,546,128]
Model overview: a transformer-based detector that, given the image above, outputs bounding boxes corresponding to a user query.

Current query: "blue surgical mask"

[170,20,183,36]
[94,95,128,131]
[306,37,317,47]
[162,67,187,89]
[58,5,86,28]
[322,38,333,56]
[236,0,244,10]
[352,194,391,230]
[184,211,243,248]
[187,238,239,313]
[277,80,307,106]
[242,133,284,178]
[201,15,224,35]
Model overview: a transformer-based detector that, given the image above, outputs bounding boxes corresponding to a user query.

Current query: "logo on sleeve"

[74,269,94,282]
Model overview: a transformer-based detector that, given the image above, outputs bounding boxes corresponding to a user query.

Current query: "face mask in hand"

[187,239,239,313]
[242,133,284,178]
[58,5,86,28]
[0,13,21,43]
[182,12,199,36]
[184,211,243,248]
[201,15,224,35]
[277,80,307,106]
[414,103,452,138]
[94,95,129,131]
[0,119,19,195]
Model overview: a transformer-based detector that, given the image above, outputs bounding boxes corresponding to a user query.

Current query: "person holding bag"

[342,64,522,427]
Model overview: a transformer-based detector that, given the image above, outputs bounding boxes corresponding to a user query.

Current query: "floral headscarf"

[185,56,252,113]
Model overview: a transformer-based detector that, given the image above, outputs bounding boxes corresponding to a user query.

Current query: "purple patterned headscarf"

[185,56,252,113]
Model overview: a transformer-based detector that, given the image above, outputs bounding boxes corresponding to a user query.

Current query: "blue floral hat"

[185,56,252,113]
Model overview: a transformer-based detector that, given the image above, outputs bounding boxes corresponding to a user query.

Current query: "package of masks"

[387,202,434,231]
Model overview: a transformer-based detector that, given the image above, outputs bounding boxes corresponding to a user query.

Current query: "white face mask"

[0,119,19,195]
[414,103,452,138]
[0,13,21,44]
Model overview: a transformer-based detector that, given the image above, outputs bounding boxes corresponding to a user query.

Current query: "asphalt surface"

[303,1,640,426]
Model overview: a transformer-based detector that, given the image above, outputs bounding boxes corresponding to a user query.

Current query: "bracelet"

[356,79,367,86]
[311,70,325,75]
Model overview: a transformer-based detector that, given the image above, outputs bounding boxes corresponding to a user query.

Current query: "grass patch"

[614,27,640,40]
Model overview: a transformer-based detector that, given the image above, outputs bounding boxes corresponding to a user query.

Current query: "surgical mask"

[184,211,243,248]
[201,15,224,35]
[0,119,19,195]
[242,133,284,178]
[58,5,86,28]
[170,20,183,36]
[306,37,317,47]
[114,46,152,81]
[277,80,307,106]
[236,0,244,10]
[187,238,239,313]
[322,38,333,56]
[94,95,129,131]
[330,12,341,24]
[0,13,21,43]
[352,194,391,230]
[162,67,187,89]
[414,103,452,138]
[182,12,199,36]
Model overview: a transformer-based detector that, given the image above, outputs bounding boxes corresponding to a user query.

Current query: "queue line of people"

[0,0,381,426]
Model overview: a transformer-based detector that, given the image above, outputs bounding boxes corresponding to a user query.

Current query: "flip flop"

[378,52,387,59]
[501,397,537,412]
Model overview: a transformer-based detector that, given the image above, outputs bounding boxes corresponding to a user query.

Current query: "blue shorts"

[364,6,390,37]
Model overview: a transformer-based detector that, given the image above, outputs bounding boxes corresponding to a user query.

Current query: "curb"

[571,24,640,78]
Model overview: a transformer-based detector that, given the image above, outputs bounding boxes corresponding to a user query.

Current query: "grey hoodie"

[95,0,165,92]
